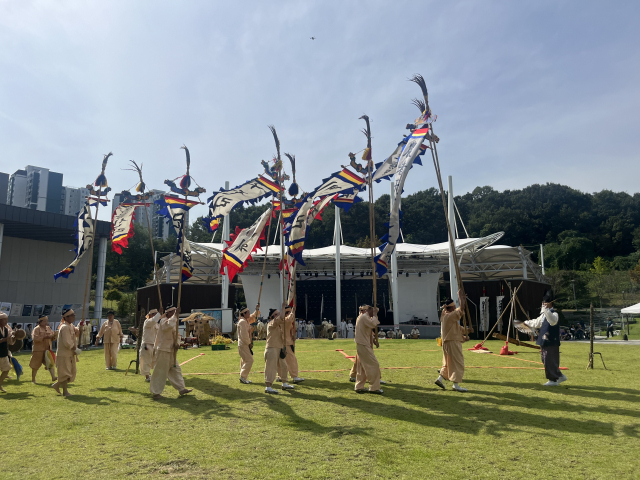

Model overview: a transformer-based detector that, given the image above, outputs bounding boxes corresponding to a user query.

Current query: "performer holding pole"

[354,305,382,394]
[238,305,259,384]
[52,309,80,397]
[435,290,472,392]
[29,315,57,384]
[149,305,192,399]
[277,305,304,384]
[523,290,567,386]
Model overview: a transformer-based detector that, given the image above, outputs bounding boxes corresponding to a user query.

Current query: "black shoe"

[369,389,384,395]
[349,377,356,382]
[435,379,445,390]
[355,389,367,394]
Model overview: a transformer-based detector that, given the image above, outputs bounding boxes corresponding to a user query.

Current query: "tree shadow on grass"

[285,379,620,438]
[151,377,371,438]
[65,394,118,406]
[0,392,35,400]
[467,380,640,404]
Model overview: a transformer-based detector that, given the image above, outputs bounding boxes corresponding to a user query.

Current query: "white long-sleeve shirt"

[525,307,559,329]
[141,313,161,344]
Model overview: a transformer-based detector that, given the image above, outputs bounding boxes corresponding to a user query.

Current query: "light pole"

[571,279,577,311]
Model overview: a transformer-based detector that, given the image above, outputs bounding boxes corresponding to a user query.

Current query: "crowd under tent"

[142,231,550,338]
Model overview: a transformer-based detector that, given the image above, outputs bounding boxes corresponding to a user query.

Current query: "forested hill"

[189,183,640,271]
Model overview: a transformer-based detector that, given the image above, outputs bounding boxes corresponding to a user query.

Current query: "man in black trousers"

[524,290,567,387]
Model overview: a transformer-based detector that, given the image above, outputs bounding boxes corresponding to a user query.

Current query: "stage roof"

[154,231,547,285]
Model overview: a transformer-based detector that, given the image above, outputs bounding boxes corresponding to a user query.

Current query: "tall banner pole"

[360,115,379,344]
[81,186,102,323]
[335,205,341,325]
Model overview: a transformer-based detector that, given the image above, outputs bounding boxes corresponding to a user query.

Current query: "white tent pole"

[540,244,546,275]
[335,205,341,323]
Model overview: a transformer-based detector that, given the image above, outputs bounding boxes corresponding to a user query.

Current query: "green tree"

[588,257,612,308]
[106,275,131,292]
[105,289,122,302]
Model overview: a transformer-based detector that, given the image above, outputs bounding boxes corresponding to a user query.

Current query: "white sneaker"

[145,377,150,383]
[543,380,559,387]
[292,377,305,383]
[265,387,278,394]
[276,377,283,383]
[282,383,295,390]
[452,385,468,392]
[557,374,567,384]
[240,377,252,384]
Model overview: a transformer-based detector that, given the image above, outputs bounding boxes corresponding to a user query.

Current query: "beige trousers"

[238,344,254,380]
[355,344,381,391]
[349,355,359,377]
[277,345,298,381]
[104,342,119,368]
[264,347,284,385]
[150,350,186,395]
[139,344,154,377]
[441,341,464,383]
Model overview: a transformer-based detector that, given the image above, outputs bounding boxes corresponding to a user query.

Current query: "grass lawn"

[2,339,639,479]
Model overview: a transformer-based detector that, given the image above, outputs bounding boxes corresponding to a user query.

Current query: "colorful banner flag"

[220,207,272,280]
[371,137,426,183]
[110,204,137,254]
[54,198,103,281]
[374,128,430,277]
[309,194,338,221]
[284,168,365,266]
[334,192,362,213]
[204,175,281,233]
[155,196,200,281]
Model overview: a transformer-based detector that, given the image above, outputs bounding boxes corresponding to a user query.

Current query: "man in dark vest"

[524,290,567,386]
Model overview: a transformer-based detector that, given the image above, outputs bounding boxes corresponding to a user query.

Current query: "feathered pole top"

[86,153,112,196]
[164,145,206,197]
[118,160,153,204]
[285,152,298,197]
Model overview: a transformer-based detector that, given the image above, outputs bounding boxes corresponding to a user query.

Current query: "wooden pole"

[428,132,473,332]
[257,204,275,308]
[144,202,163,309]
[362,115,379,344]
[175,193,188,362]
[81,187,102,323]
[477,282,523,348]
[588,303,594,369]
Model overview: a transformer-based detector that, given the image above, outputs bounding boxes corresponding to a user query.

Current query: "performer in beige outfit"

[30,315,57,384]
[237,304,259,384]
[354,305,382,394]
[140,308,161,382]
[277,306,305,384]
[264,305,294,394]
[78,319,92,349]
[435,291,473,392]
[0,312,16,393]
[96,310,123,370]
[52,309,79,397]
[149,306,192,399]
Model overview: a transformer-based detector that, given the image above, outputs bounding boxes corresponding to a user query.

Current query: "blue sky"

[1,1,638,222]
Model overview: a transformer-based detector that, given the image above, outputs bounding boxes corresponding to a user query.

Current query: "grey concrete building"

[0,173,8,205]
[0,203,111,324]
[61,186,91,216]
[8,166,64,213]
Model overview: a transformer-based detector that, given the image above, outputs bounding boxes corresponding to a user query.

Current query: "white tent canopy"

[621,303,640,315]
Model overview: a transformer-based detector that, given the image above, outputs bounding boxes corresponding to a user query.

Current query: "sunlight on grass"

[1,339,639,479]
